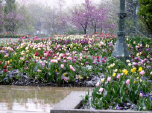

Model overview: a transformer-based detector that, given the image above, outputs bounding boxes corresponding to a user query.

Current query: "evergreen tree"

[138,0,152,36]
[0,0,3,33]
[4,0,17,33]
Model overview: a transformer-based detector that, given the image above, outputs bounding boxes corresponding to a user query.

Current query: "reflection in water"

[0,85,92,112]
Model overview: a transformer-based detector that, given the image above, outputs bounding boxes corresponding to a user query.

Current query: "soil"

[0,70,103,87]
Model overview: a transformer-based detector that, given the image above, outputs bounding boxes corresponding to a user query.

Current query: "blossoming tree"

[70,0,115,34]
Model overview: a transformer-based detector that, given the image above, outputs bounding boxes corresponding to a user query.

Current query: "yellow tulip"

[122,69,128,75]
[114,69,118,72]
[101,78,105,82]
[10,59,12,62]
[112,73,116,77]
[131,67,136,73]
[138,67,142,72]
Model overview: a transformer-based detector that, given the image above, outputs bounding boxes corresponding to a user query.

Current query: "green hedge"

[0,34,26,38]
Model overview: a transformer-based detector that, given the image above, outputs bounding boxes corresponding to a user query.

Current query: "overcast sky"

[16,0,105,8]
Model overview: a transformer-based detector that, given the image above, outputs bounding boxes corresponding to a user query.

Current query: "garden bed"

[0,34,152,110]
[0,69,101,87]
[50,91,152,113]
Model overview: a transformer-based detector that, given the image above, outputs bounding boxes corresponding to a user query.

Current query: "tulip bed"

[0,34,116,86]
[82,37,152,111]
[0,34,152,111]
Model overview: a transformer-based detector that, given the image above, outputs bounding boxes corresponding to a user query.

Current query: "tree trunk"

[84,28,87,34]
[101,27,102,33]
[94,27,96,34]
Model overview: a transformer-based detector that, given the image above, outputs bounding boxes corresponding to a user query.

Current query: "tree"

[99,0,119,34]
[70,0,116,34]
[138,0,152,36]
[71,0,94,34]
[0,0,3,33]
[89,6,116,33]
[3,0,23,34]
[16,4,35,35]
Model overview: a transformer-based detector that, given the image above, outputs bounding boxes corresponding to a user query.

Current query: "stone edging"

[50,91,152,113]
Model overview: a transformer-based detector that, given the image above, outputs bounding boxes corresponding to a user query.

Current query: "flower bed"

[1,34,152,110]
[81,37,152,111]
[0,34,116,86]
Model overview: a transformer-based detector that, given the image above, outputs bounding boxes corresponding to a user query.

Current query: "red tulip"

[4,69,7,73]
[104,57,106,60]
[102,60,105,63]
[4,65,7,69]
[97,56,99,59]
[85,56,88,59]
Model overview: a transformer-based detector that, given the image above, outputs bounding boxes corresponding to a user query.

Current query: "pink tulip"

[96,82,100,87]
[117,74,121,79]
[61,64,64,68]
[44,53,48,56]
[139,93,143,97]
[150,71,152,75]
[140,70,145,76]
[99,88,104,93]
[25,67,28,69]
[20,57,24,60]
[70,65,75,71]
[67,57,72,60]
[107,77,111,82]
[126,79,130,85]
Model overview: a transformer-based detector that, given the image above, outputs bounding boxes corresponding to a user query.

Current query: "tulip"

[117,74,121,79]
[61,64,64,68]
[25,67,28,69]
[122,69,128,75]
[131,67,136,73]
[107,77,111,82]
[70,65,75,71]
[101,78,105,82]
[138,67,142,72]
[4,65,7,69]
[139,92,143,97]
[126,79,130,85]
[96,81,100,87]
[112,73,116,77]
[99,88,104,93]
[20,57,24,60]
[140,70,145,76]
[4,69,7,73]
[67,57,72,60]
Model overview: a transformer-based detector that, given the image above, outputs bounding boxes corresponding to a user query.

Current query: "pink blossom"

[126,79,130,85]
[25,67,28,69]
[50,59,58,63]
[96,81,100,87]
[64,77,69,82]
[117,74,121,79]
[107,77,111,82]
[99,88,104,93]
[150,71,152,75]
[20,57,24,60]
[138,62,143,66]
[67,57,72,60]
[140,70,145,76]
[70,65,75,71]
[44,53,48,56]
[61,64,64,68]
[139,93,143,97]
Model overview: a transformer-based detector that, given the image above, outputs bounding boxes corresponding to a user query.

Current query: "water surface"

[0,85,92,113]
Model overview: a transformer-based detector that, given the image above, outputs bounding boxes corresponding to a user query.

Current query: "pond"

[0,85,92,113]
